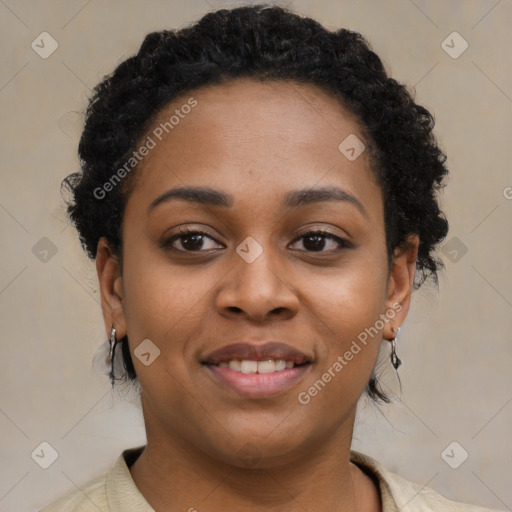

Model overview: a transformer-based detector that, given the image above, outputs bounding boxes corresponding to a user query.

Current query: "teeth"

[257,360,275,373]
[240,360,258,374]
[274,360,286,371]
[228,360,241,371]
[219,359,295,373]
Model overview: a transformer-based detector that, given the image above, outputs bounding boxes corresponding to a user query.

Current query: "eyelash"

[163,227,352,254]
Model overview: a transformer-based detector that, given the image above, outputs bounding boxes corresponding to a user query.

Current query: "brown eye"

[290,230,352,253]
[162,228,352,254]
[163,228,223,252]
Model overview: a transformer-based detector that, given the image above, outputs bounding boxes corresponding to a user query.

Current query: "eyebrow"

[148,185,368,218]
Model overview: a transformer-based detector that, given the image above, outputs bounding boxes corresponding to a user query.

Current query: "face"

[97,78,417,468]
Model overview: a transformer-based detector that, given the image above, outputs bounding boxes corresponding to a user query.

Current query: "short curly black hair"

[62,4,449,403]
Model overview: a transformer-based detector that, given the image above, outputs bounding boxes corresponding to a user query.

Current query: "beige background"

[1,1,511,511]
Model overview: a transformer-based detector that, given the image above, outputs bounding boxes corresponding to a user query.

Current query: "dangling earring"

[390,326,402,370]
[108,325,118,385]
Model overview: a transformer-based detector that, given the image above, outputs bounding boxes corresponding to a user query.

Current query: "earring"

[108,325,118,383]
[390,326,402,370]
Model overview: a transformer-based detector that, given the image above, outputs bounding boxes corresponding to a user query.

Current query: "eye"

[162,227,352,254]
[289,230,352,253]
[163,227,224,252]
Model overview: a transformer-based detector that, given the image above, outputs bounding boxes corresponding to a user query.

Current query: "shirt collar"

[106,446,154,511]
[350,450,401,512]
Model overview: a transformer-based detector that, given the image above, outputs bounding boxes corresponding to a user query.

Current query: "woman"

[42,4,500,512]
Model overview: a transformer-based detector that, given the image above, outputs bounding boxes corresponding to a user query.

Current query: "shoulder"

[39,472,108,512]
[350,451,505,512]
[382,467,500,512]
[39,446,148,512]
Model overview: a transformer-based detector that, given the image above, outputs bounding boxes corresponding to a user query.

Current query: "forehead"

[145,77,366,156]
[127,77,379,214]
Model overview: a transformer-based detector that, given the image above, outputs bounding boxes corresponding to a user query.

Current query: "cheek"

[308,250,389,337]
[121,247,207,341]
[120,244,247,409]
[300,254,389,393]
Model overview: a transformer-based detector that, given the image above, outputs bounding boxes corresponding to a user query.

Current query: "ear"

[383,234,419,341]
[96,237,127,339]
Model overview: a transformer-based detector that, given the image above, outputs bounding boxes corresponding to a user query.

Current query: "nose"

[215,246,299,323]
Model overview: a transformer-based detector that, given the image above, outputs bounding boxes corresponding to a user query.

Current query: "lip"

[205,364,312,399]
[202,341,313,399]
[202,341,312,365]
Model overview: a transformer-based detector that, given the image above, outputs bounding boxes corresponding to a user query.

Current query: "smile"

[203,360,312,399]
[216,359,296,373]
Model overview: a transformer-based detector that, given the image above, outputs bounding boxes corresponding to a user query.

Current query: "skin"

[96,78,419,512]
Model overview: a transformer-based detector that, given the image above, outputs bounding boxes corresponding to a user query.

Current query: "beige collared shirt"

[40,446,502,512]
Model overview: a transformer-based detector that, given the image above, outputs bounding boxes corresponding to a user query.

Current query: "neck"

[129,421,381,512]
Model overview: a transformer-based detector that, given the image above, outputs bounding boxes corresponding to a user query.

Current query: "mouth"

[201,341,313,399]
[212,358,302,373]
